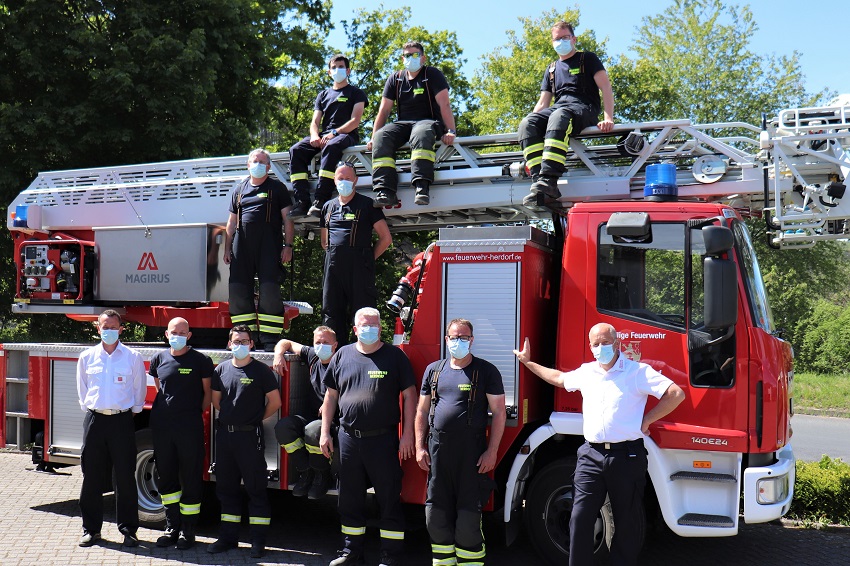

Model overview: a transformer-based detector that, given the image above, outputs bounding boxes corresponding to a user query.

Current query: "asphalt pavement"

[1,450,849,565]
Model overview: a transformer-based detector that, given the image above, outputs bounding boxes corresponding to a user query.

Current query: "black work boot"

[308,199,327,218]
[308,469,331,500]
[292,468,314,498]
[413,179,430,205]
[329,548,365,565]
[523,175,561,206]
[289,200,310,217]
[176,525,195,550]
[373,190,399,207]
[156,527,180,548]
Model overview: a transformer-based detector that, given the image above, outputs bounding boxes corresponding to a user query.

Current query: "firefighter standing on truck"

[415,318,506,566]
[272,326,339,499]
[320,162,392,345]
[518,21,614,206]
[208,325,282,559]
[149,317,214,550]
[224,148,295,350]
[320,307,417,566]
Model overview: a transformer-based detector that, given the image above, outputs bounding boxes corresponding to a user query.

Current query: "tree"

[632,0,826,125]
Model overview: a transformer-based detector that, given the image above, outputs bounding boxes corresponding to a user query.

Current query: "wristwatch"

[446,128,456,134]
[282,243,292,248]
[331,129,338,136]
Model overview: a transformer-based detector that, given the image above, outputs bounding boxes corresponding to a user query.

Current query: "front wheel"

[134,429,166,527]
[524,458,615,565]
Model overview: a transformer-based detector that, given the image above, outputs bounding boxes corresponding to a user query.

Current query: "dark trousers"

[214,427,271,544]
[274,415,330,472]
[371,120,444,194]
[337,429,404,556]
[569,441,647,566]
[79,410,138,535]
[152,416,204,531]
[518,102,596,178]
[426,429,491,565]
[322,246,376,345]
[229,222,285,345]
[289,134,357,204]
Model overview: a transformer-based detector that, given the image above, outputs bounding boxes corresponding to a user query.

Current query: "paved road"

[792,414,850,462]
[1,451,849,565]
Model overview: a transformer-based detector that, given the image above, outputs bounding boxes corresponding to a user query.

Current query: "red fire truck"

[3,101,849,562]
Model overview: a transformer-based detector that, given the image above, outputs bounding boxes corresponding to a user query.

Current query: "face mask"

[403,56,422,73]
[357,325,380,346]
[248,162,267,178]
[168,335,187,351]
[591,343,616,365]
[101,329,119,346]
[231,344,251,360]
[336,179,354,197]
[447,338,470,359]
[314,343,333,361]
[553,39,574,57]
[330,67,348,83]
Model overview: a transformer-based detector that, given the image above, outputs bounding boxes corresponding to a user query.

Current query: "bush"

[795,299,850,373]
[789,456,850,525]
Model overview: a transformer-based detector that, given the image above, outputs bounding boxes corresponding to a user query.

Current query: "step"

[670,471,736,483]
[678,513,735,528]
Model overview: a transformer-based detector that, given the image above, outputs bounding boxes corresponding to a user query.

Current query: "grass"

[794,372,850,416]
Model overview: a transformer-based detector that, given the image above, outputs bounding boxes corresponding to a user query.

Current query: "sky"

[326,0,849,112]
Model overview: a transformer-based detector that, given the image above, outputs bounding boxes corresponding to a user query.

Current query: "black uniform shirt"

[320,192,385,248]
[540,50,605,113]
[324,343,415,430]
[421,356,505,432]
[298,345,329,418]
[316,84,368,135]
[212,359,278,426]
[382,66,450,122]
[149,348,214,420]
[228,176,293,229]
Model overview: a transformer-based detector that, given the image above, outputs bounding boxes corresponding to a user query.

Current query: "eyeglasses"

[554,35,573,41]
[231,340,251,346]
[447,336,472,343]
[337,161,355,170]
[401,52,421,59]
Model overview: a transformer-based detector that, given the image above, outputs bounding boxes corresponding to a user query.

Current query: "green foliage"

[793,372,850,414]
[790,456,850,526]
[795,301,850,374]
[341,5,472,136]
[470,7,608,134]
[632,0,826,125]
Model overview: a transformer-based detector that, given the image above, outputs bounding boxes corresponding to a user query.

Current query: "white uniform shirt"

[561,354,673,443]
[77,342,147,413]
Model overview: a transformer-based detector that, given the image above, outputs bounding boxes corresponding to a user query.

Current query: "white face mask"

[336,179,354,197]
[248,162,267,178]
[591,343,616,365]
[231,344,251,360]
[553,39,574,57]
[330,67,348,83]
[314,343,333,361]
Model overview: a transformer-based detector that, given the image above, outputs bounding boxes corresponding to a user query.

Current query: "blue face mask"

[248,162,267,178]
[168,335,187,351]
[357,325,380,346]
[314,343,333,361]
[330,67,348,83]
[553,39,574,57]
[591,343,617,365]
[231,344,251,360]
[101,329,119,346]
[403,55,422,73]
[447,338,470,359]
[336,179,354,197]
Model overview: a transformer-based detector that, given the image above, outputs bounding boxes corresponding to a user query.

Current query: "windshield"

[732,220,775,332]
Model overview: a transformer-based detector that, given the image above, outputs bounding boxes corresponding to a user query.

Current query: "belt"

[221,424,258,432]
[588,439,644,451]
[342,425,394,439]
[89,408,131,416]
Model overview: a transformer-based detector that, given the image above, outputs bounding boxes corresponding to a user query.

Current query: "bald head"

[167,317,190,335]
[588,323,617,344]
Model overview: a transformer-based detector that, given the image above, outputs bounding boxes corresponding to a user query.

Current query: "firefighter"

[366,40,457,207]
[288,54,368,218]
[224,148,295,350]
[272,326,338,499]
[76,310,146,548]
[319,162,392,345]
[149,317,214,549]
[514,323,685,566]
[517,21,614,206]
[208,325,282,559]
[320,307,417,566]
[415,318,507,566]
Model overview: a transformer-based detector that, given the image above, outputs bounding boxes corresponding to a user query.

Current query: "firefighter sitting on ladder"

[224,148,295,350]
[518,20,614,206]
[415,318,507,566]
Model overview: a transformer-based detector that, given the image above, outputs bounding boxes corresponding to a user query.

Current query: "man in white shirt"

[514,322,685,566]
[76,309,147,548]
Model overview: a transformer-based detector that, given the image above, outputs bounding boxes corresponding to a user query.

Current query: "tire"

[134,429,166,527]
[524,458,616,565]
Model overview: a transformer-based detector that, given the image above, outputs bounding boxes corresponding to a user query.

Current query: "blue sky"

[326,0,848,112]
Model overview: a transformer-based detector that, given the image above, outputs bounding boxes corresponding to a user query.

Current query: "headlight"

[757,475,789,504]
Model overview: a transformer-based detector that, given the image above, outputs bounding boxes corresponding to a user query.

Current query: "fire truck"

[2,100,849,563]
